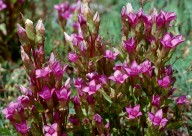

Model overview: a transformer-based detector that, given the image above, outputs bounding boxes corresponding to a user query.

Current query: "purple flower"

[108,70,128,84]
[44,123,58,136]
[168,88,176,96]
[86,95,95,105]
[86,72,99,80]
[39,86,53,100]
[161,33,184,49]
[68,52,79,63]
[17,95,30,108]
[125,61,141,76]
[78,14,87,26]
[156,10,176,27]
[56,87,71,101]
[140,59,155,77]
[164,65,173,76]
[69,116,79,126]
[176,95,189,105]
[50,61,66,77]
[74,78,85,89]
[19,85,32,96]
[94,113,103,123]
[73,96,80,106]
[15,121,29,134]
[126,12,137,26]
[158,76,171,88]
[36,66,51,78]
[82,80,101,95]
[2,102,20,120]
[98,75,108,85]
[0,0,6,11]
[126,104,142,119]
[123,37,135,53]
[152,95,160,107]
[104,50,119,60]
[148,109,168,128]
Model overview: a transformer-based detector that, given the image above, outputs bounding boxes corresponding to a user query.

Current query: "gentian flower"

[39,86,53,100]
[68,52,79,63]
[108,70,128,84]
[17,95,30,108]
[36,66,51,78]
[152,95,160,107]
[164,65,173,76]
[126,104,142,119]
[176,95,189,105]
[86,72,99,80]
[69,116,79,126]
[50,61,66,77]
[44,123,58,136]
[94,114,103,123]
[15,121,29,135]
[161,33,184,49]
[126,12,138,26]
[104,50,119,60]
[148,109,168,128]
[74,78,85,89]
[78,14,87,26]
[158,76,171,88]
[140,59,155,77]
[125,61,141,76]
[56,87,71,106]
[82,80,101,95]
[156,10,176,27]
[123,37,135,54]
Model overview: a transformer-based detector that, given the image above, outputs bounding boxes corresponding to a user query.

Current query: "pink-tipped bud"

[36,19,45,36]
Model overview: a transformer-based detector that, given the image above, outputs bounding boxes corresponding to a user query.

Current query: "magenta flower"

[126,12,138,26]
[123,37,135,53]
[36,66,51,78]
[86,95,95,105]
[161,33,184,49]
[69,116,79,126]
[148,109,168,128]
[50,61,66,77]
[125,61,141,76]
[98,74,108,85]
[78,14,87,26]
[15,121,29,135]
[158,76,171,88]
[152,95,160,107]
[17,95,30,108]
[82,80,101,95]
[86,72,99,80]
[0,0,7,11]
[176,95,189,105]
[39,86,53,100]
[44,123,58,136]
[2,102,22,121]
[140,59,155,77]
[108,70,128,84]
[164,65,173,76]
[94,113,103,123]
[104,50,119,60]
[74,78,85,89]
[68,52,79,63]
[156,10,176,27]
[56,87,71,102]
[126,104,142,119]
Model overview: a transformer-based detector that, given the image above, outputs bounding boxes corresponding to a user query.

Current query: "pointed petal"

[155,109,163,118]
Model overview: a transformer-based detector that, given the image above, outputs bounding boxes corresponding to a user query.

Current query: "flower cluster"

[3,1,189,135]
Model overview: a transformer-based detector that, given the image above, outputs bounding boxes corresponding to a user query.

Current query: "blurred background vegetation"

[0,0,192,135]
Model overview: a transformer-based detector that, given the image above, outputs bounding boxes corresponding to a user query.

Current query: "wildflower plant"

[2,1,190,135]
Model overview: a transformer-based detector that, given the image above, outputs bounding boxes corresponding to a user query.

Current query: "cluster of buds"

[3,1,189,135]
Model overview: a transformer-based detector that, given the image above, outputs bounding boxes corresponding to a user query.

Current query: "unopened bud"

[25,19,35,42]
[81,3,91,16]
[36,20,45,36]
[64,32,72,42]
[78,14,87,26]
[93,11,100,27]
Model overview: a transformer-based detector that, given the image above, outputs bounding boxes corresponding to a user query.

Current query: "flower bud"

[36,20,45,36]
[93,11,100,29]
[25,19,35,42]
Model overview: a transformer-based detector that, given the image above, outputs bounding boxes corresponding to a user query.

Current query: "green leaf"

[166,121,184,129]
[34,101,45,113]
[100,89,112,104]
